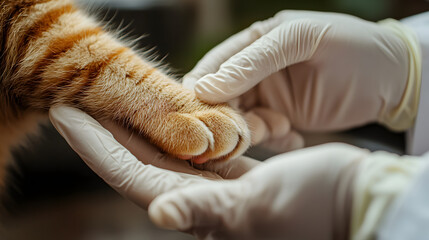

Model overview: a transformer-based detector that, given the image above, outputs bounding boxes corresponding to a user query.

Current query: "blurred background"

[2,0,429,239]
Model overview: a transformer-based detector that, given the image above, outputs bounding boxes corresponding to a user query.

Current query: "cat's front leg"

[4,0,250,163]
[90,52,251,162]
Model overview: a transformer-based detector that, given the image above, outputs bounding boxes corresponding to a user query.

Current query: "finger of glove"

[259,130,305,153]
[244,107,291,145]
[150,143,368,238]
[194,19,330,104]
[99,116,256,180]
[49,105,214,209]
[149,181,246,236]
[182,17,282,90]
[252,107,291,140]
[244,111,270,145]
[214,155,261,179]
[99,119,221,179]
[102,118,259,180]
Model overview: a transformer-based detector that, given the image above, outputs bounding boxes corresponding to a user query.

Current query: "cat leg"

[3,0,250,163]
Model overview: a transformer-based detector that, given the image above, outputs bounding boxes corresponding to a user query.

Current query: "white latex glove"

[149,143,424,240]
[48,105,260,209]
[183,10,420,152]
[149,143,368,239]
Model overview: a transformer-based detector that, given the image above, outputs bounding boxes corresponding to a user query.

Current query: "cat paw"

[154,106,250,164]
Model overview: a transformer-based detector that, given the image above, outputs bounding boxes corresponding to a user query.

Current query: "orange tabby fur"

[0,0,250,191]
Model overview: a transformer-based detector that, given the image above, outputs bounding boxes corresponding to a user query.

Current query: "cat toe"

[187,107,250,163]
[154,107,250,163]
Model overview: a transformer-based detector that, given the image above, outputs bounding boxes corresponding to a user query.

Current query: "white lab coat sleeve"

[401,12,429,156]
[377,153,429,240]
[350,152,423,240]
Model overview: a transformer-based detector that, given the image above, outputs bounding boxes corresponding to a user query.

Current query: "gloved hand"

[49,105,260,209]
[49,106,423,240]
[183,10,420,152]
[149,143,367,239]
[148,143,423,240]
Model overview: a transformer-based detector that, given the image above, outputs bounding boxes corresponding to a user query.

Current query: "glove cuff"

[350,151,422,240]
[377,19,422,131]
[333,158,360,240]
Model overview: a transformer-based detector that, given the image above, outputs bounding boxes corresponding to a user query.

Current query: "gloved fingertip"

[48,104,61,116]
[252,108,291,139]
[260,130,305,153]
[194,76,234,104]
[289,131,305,150]
[181,76,197,90]
[149,198,191,231]
[244,111,269,145]
[177,155,193,160]
[192,156,209,164]
[49,105,74,121]
[49,105,87,136]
